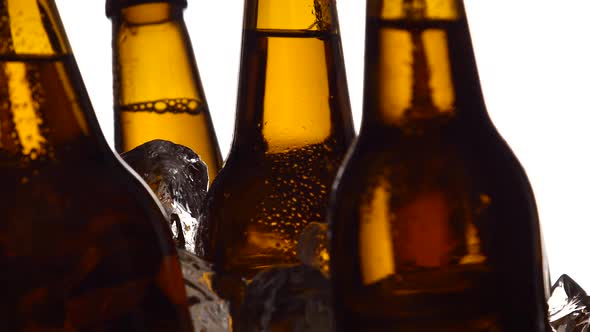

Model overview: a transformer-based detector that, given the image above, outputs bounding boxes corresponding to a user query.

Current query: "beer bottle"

[202,0,355,308]
[0,0,193,330]
[107,0,222,180]
[329,0,549,331]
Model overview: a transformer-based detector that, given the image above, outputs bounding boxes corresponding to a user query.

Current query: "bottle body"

[110,1,222,180]
[0,136,192,331]
[329,1,549,331]
[331,125,547,331]
[0,0,192,329]
[202,0,355,310]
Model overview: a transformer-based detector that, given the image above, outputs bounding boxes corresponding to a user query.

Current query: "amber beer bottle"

[202,0,354,306]
[329,0,549,331]
[0,0,193,330]
[107,0,222,180]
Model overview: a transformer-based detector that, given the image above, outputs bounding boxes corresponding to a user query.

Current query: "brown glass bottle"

[201,0,355,312]
[0,0,193,330]
[107,0,222,181]
[329,0,550,331]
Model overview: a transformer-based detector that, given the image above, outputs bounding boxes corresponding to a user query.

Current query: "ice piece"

[239,265,332,332]
[297,222,330,278]
[179,249,231,331]
[548,274,590,332]
[122,139,208,254]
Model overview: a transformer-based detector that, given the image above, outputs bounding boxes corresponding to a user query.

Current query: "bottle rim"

[106,0,188,17]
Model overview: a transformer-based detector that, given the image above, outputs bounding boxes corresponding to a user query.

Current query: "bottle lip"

[106,0,187,17]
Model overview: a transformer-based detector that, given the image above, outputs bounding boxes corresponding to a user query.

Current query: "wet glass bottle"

[201,0,355,315]
[329,0,550,331]
[108,0,222,181]
[0,0,193,330]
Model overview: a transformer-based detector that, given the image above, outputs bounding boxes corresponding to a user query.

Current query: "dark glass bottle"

[0,0,193,330]
[329,0,550,331]
[202,0,355,319]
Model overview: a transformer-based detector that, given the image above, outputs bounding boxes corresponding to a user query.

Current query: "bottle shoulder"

[214,139,352,190]
[333,120,534,206]
[203,140,352,271]
[0,147,165,218]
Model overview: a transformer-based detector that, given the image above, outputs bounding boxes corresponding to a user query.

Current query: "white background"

[55,0,590,290]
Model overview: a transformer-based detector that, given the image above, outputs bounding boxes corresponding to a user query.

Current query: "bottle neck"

[111,3,207,113]
[362,0,486,130]
[232,0,354,154]
[0,0,101,161]
[246,0,337,32]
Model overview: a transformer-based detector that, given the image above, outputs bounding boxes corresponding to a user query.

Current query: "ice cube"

[179,249,231,331]
[297,222,330,278]
[122,139,208,254]
[548,274,590,332]
[239,265,332,332]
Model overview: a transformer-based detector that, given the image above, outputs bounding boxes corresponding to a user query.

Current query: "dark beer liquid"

[0,54,192,331]
[329,17,548,332]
